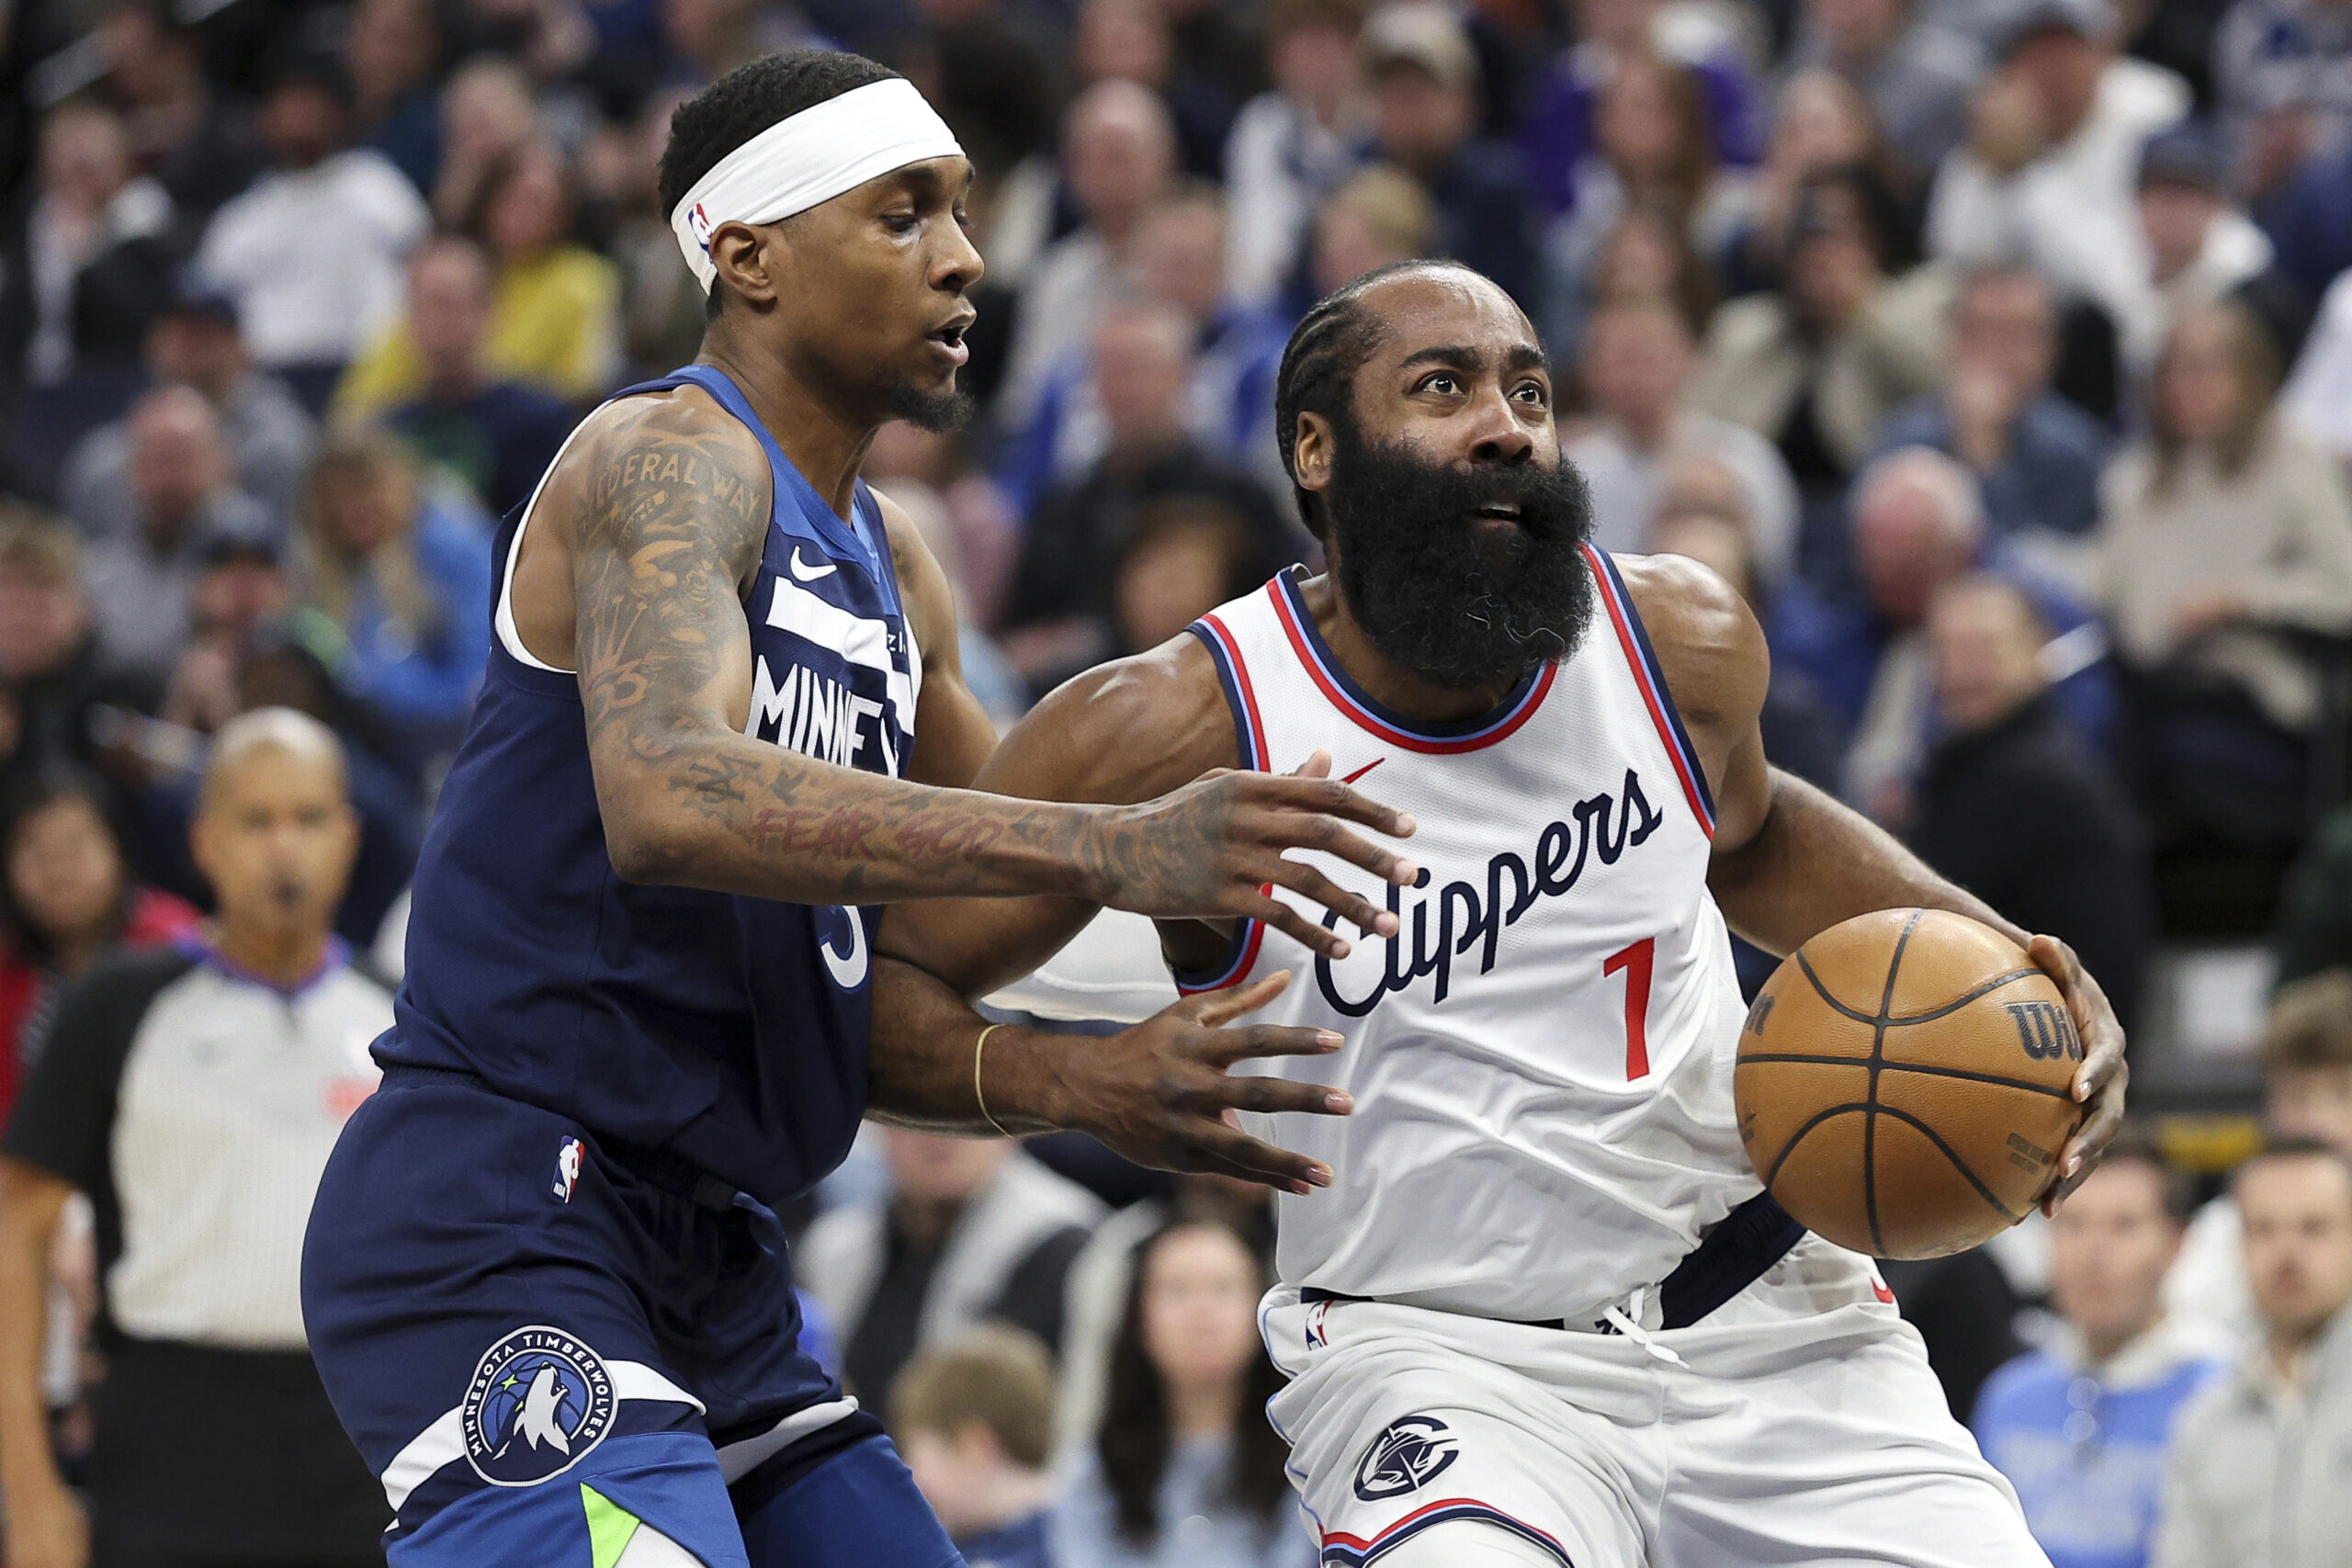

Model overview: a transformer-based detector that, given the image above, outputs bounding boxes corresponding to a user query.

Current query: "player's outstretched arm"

[867,961,1353,1195]
[565,398,1414,942]
[1613,550,2127,1210]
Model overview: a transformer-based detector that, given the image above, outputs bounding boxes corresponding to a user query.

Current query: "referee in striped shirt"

[0,709,393,1568]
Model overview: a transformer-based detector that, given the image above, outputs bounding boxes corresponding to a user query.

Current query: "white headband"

[669,77,966,292]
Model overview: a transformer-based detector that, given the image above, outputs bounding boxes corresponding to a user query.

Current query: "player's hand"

[1,1471,89,1568]
[1094,750,1417,960]
[2029,933,2128,1216]
[1047,972,1352,1195]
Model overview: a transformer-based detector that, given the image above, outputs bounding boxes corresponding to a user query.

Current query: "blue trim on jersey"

[1585,548,1717,831]
[1170,618,1264,993]
[1272,569,1548,748]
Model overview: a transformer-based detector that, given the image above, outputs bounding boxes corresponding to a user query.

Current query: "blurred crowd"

[6,0,2352,1559]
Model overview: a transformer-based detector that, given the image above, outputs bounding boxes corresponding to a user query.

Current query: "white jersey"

[1184,552,1758,1324]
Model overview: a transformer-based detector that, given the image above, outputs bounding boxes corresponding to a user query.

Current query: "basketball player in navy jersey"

[298,51,1417,1568]
[862,262,2132,1567]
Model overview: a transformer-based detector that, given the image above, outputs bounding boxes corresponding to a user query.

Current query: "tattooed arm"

[560,389,1413,939]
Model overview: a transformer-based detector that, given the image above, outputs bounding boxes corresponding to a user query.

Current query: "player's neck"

[1305,570,1522,724]
[697,333,875,522]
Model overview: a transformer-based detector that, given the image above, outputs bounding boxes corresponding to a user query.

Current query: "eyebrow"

[1396,343,1553,377]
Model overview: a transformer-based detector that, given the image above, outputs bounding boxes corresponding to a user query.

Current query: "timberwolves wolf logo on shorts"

[1354,1416,1461,1500]
[461,1326,617,1485]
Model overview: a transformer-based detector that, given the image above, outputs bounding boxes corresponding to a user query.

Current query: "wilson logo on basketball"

[1353,1416,1461,1501]
[2003,1001,2082,1063]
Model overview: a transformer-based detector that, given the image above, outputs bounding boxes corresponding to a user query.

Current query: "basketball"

[1734,908,2086,1259]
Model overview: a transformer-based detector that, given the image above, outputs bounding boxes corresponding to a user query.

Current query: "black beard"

[1321,423,1596,689]
[886,381,974,434]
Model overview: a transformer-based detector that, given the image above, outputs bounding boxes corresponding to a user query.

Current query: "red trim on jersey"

[1586,546,1715,839]
[1176,613,1270,994]
[1268,577,1557,755]
[1320,1497,1573,1566]
[1200,612,1271,769]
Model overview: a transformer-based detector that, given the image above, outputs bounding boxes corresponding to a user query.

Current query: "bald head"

[201,706,346,811]
[1852,447,1984,626]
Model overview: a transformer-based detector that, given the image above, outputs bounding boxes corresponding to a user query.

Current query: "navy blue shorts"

[301,1067,960,1568]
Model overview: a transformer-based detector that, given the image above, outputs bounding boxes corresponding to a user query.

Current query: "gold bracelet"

[973,1023,1014,1138]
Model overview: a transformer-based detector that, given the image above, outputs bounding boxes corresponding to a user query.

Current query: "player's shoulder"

[1005,633,1239,803]
[1600,548,1768,729]
[561,383,772,500]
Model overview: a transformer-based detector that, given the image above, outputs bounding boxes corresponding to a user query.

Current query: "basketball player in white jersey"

[861,261,2127,1568]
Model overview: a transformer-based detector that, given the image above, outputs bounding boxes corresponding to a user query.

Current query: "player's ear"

[1293,411,1335,500]
[707,221,782,311]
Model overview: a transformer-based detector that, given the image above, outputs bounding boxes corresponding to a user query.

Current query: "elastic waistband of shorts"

[376,1063,744,1211]
[1303,1192,1805,1334]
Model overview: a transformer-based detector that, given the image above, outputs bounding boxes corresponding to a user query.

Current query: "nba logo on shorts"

[552,1137,585,1202]
[461,1325,617,1486]
[1354,1416,1461,1501]
[1306,1299,1334,1350]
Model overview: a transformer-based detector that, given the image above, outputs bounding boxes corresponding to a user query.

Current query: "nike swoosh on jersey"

[788,548,839,582]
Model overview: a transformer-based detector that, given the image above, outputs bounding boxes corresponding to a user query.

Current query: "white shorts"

[1261,1237,2050,1568]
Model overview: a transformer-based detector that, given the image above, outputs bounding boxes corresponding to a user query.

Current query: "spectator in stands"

[1110,497,1269,655]
[154,533,292,738]
[368,236,575,517]
[0,96,176,388]
[194,55,430,401]
[1566,296,1799,578]
[1360,2,1538,310]
[1001,81,1179,424]
[1541,51,1747,355]
[1690,164,1948,509]
[1646,463,1844,791]
[293,431,492,752]
[1785,0,1984,185]
[798,1128,1106,1410]
[1926,0,2189,342]
[2276,817,2352,987]
[2168,972,2352,1352]
[80,385,277,683]
[2213,0,2352,195]
[2154,1141,2352,1568]
[1911,575,2152,1028]
[0,768,200,1127]
[598,88,707,382]
[428,55,541,231]
[1007,186,1290,506]
[0,513,153,779]
[339,142,619,422]
[2117,127,2290,381]
[1518,0,1765,220]
[1073,0,1236,179]
[1974,1132,2220,1568]
[95,0,262,225]
[1223,0,1373,312]
[1054,1218,1308,1568]
[345,0,445,196]
[1305,164,1436,305]
[0,709,388,1568]
[1001,305,1295,694]
[1869,264,2110,556]
[893,1325,1061,1568]
[2098,299,2352,848]
[1718,69,1886,298]
[61,276,318,537]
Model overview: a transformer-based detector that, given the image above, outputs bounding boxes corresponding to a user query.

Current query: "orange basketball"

[1734,908,2086,1259]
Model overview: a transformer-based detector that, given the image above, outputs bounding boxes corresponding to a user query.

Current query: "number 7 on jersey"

[1605,937,1655,1079]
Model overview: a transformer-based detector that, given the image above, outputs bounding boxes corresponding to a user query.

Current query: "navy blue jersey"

[382,364,919,1203]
